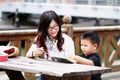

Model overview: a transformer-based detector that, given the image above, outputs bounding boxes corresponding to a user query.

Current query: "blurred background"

[0,0,120,29]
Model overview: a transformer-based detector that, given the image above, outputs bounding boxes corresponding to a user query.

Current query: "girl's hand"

[32,47,44,57]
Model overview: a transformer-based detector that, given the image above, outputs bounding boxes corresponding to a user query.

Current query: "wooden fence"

[0,25,120,72]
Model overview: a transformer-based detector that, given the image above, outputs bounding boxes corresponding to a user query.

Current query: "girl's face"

[48,20,59,38]
[81,39,97,56]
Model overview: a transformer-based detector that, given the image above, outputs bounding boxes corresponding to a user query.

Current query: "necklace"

[50,38,56,49]
[48,36,56,49]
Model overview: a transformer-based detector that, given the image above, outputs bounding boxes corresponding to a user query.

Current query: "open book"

[51,56,73,63]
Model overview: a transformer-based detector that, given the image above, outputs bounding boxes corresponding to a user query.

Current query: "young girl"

[26,10,75,80]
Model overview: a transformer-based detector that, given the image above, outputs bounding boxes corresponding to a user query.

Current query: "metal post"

[94,18,101,26]
[14,9,20,28]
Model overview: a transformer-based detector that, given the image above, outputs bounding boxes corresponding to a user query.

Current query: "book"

[51,56,73,63]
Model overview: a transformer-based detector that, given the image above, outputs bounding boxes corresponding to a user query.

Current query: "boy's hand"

[68,56,77,63]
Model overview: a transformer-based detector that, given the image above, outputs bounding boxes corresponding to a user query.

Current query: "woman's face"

[47,20,59,38]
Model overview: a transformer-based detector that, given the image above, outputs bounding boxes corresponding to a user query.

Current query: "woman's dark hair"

[35,10,64,52]
[81,30,100,47]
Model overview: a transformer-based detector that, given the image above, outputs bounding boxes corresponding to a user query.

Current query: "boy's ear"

[93,43,98,49]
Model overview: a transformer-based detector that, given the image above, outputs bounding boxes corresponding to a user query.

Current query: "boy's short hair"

[81,30,100,47]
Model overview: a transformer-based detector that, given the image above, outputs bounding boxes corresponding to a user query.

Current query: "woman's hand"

[32,47,44,58]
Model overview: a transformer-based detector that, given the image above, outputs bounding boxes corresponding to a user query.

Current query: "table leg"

[5,70,25,80]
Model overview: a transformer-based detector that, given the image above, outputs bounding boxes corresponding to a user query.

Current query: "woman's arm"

[26,44,45,58]
[63,34,75,56]
[26,44,37,58]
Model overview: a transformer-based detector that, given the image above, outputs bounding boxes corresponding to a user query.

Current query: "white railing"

[1,0,120,6]
[1,0,120,20]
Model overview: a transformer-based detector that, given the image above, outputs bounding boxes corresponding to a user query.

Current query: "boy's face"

[81,39,97,56]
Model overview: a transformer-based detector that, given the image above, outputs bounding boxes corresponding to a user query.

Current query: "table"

[0,56,111,80]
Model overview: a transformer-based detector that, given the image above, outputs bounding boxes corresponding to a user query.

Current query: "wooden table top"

[0,56,111,77]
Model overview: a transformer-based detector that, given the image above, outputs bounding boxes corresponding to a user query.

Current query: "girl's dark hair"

[35,10,64,52]
[81,30,100,47]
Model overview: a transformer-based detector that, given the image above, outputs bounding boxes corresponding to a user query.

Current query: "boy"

[69,30,101,80]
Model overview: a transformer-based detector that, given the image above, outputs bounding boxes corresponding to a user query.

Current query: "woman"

[26,10,75,80]
[26,10,75,60]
